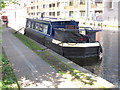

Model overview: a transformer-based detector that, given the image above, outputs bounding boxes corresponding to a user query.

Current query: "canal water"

[71,30,119,87]
[99,30,119,87]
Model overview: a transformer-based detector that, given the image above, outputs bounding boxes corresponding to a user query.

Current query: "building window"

[57,12,60,16]
[53,3,55,7]
[37,12,40,15]
[49,12,55,16]
[95,11,102,13]
[31,6,34,9]
[95,0,102,3]
[69,11,74,16]
[53,12,55,16]
[49,4,52,8]
[69,1,74,6]
[49,12,52,16]
[37,6,39,9]
[80,11,85,17]
[31,6,35,10]
[49,3,55,8]
[31,12,35,15]
[42,12,45,17]
[31,0,35,3]
[32,6,35,9]
[43,5,45,8]
[108,0,113,9]
[80,0,85,4]
[57,2,60,7]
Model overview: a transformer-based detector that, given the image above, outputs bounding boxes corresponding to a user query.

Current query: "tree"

[0,0,6,9]
[0,0,19,9]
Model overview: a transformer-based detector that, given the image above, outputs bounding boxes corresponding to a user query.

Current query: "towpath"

[2,27,80,88]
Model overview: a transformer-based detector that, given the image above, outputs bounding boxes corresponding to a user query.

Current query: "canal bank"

[3,27,117,88]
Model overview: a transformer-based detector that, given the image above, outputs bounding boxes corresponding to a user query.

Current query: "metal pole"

[86,0,89,20]
[15,7,16,21]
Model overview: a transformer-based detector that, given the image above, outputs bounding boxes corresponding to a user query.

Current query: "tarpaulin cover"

[53,28,89,43]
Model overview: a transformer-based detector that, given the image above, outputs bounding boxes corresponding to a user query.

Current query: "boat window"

[39,24,43,32]
[42,25,48,34]
[79,27,86,35]
[35,23,40,30]
[31,22,35,29]
[26,21,31,28]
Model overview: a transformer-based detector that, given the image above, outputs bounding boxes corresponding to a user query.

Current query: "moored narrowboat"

[24,18,102,59]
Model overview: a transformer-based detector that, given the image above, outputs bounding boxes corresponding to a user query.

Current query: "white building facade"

[1,0,30,32]
[28,0,103,21]
[27,0,103,29]
[103,0,120,30]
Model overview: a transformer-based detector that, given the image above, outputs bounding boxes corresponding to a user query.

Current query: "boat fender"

[97,41,103,53]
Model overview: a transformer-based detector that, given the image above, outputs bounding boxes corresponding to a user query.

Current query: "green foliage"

[1,54,19,89]
[0,0,19,9]
[0,1,6,9]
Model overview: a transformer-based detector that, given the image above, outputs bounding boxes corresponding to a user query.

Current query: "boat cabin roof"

[26,18,79,24]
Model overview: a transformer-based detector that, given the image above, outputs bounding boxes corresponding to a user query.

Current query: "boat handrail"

[53,28,101,32]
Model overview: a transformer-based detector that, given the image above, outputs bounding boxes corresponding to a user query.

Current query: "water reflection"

[100,30,119,87]
[69,56,102,74]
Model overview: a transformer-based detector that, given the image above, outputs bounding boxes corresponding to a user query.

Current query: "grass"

[12,31,107,88]
[14,32,42,51]
[0,53,20,89]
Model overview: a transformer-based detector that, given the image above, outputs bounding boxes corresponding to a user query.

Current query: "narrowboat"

[24,18,102,59]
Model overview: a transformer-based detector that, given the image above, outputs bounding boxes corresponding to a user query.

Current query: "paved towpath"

[2,27,80,88]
